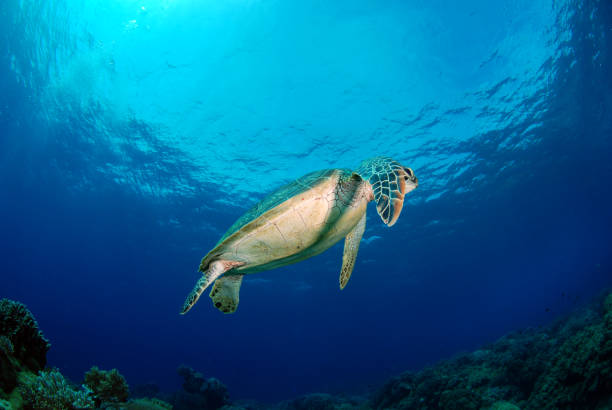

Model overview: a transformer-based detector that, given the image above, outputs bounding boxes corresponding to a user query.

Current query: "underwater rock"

[218,405,255,410]
[490,401,520,410]
[527,293,612,408]
[371,290,612,409]
[122,397,173,410]
[177,365,207,395]
[83,366,130,406]
[172,365,230,410]
[277,393,368,410]
[218,398,274,410]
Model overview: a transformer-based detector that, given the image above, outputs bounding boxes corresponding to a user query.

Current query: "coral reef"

[370,291,612,409]
[0,299,50,398]
[0,336,18,396]
[17,366,169,410]
[1,292,610,409]
[19,368,93,410]
[171,365,230,410]
[83,366,130,406]
[0,298,153,409]
[0,299,50,373]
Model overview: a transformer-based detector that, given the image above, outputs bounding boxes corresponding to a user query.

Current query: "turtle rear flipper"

[210,275,244,313]
[181,260,244,314]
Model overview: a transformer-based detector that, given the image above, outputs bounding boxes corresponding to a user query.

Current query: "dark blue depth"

[1,0,611,402]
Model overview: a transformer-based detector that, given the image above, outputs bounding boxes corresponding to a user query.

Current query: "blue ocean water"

[0,0,611,403]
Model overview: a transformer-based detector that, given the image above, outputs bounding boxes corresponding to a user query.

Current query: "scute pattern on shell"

[216,169,342,245]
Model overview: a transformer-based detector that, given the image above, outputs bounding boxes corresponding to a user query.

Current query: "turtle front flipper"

[340,211,366,289]
[209,275,244,314]
[356,157,418,227]
[181,260,244,314]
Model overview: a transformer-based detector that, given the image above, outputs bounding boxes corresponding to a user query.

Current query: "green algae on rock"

[370,290,612,409]
[123,397,173,410]
[276,392,370,410]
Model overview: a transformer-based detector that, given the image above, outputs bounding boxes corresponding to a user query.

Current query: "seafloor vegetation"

[1,291,611,409]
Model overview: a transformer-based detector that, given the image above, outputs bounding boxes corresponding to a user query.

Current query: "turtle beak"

[403,173,418,192]
[404,178,418,195]
[401,167,418,190]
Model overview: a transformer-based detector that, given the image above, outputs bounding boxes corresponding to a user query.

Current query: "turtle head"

[401,166,419,188]
[357,157,418,227]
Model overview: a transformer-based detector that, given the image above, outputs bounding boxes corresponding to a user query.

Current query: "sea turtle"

[181,157,418,314]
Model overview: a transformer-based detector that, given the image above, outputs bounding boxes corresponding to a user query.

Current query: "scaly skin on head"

[356,157,418,226]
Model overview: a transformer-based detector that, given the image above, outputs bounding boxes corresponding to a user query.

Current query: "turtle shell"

[199,168,361,273]
[215,169,338,246]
